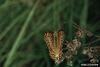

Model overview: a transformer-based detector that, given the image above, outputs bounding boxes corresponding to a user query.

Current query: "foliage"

[0,0,100,67]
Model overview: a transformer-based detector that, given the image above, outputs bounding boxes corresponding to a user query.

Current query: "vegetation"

[0,0,99,67]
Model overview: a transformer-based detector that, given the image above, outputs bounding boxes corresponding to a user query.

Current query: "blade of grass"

[31,61,40,67]
[68,0,74,40]
[21,18,51,45]
[11,52,43,67]
[0,23,20,56]
[0,10,29,40]
[40,41,51,67]
[80,0,88,27]
[3,0,40,67]
[0,26,20,63]
[0,20,6,31]
[90,21,100,32]
[20,19,51,67]
[53,0,64,31]
[20,2,67,66]
[0,2,11,10]
[21,0,67,44]
[53,0,57,31]
[80,0,88,45]
[31,0,67,31]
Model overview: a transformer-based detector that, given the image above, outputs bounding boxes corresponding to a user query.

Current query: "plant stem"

[3,1,40,67]
[68,0,74,40]
[80,0,88,45]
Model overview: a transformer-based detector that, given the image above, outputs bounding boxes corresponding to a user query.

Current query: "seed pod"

[65,38,81,51]
[76,29,85,38]
[64,38,81,65]
[83,46,100,63]
[74,23,94,38]
[90,58,99,63]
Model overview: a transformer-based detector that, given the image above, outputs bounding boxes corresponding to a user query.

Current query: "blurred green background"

[0,0,100,67]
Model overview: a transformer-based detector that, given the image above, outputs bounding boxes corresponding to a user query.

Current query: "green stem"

[80,0,88,28]
[53,0,60,31]
[3,1,40,67]
[21,0,67,45]
[0,10,29,40]
[80,0,88,44]
[68,0,74,40]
